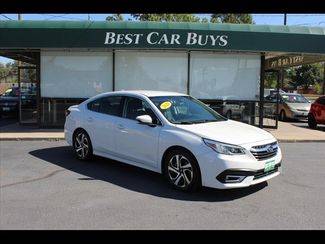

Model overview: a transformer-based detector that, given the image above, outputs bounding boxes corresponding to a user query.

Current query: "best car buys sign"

[104,31,229,48]
[1,27,325,53]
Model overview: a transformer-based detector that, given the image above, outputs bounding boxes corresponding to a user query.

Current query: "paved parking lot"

[1,141,325,229]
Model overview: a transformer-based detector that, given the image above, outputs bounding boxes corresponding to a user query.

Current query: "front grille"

[297,109,308,112]
[253,166,279,180]
[250,141,278,161]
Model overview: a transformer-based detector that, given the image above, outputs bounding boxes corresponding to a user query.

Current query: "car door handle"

[87,117,94,122]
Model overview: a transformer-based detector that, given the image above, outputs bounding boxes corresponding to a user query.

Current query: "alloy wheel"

[167,154,193,188]
[74,132,89,159]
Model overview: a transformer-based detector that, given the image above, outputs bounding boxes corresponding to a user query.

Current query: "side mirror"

[136,115,154,126]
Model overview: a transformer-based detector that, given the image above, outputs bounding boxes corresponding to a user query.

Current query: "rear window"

[87,99,101,112]
[87,96,124,117]
[317,97,325,105]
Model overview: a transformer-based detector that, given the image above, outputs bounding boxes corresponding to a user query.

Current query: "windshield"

[149,96,226,124]
[281,94,309,103]
[1,88,19,97]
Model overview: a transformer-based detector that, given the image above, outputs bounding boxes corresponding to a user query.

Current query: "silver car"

[265,93,311,121]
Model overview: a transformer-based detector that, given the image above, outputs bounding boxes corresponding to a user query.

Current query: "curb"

[0,138,65,141]
[278,139,325,143]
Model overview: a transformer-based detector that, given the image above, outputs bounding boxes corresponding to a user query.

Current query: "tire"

[73,129,93,160]
[225,110,232,119]
[279,110,286,122]
[163,149,201,192]
[308,114,317,129]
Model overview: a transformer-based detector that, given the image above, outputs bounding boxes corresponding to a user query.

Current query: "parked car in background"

[65,90,281,192]
[308,96,325,129]
[264,93,311,121]
[264,88,285,98]
[0,87,19,118]
[210,101,245,119]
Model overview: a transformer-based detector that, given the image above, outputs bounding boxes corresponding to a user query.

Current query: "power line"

[40,14,86,21]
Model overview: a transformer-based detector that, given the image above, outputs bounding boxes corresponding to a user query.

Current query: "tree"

[106,14,124,21]
[131,14,202,22]
[288,64,321,90]
[210,14,254,24]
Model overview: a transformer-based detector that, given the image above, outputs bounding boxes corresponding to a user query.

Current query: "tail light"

[65,109,71,117]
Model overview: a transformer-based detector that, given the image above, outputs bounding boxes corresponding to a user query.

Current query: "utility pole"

[88,14,90,21]
[323,62,325,95]
[280,13,287,90]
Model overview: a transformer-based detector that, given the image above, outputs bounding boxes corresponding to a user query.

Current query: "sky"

[1,13,325,63]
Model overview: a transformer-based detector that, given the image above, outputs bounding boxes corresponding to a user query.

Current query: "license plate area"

[264,160,276,172]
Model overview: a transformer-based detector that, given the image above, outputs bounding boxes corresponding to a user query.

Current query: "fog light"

[225,175,246,183]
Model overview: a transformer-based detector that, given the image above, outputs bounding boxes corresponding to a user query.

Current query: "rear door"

[319,97,325,123]
[85,96,125,155]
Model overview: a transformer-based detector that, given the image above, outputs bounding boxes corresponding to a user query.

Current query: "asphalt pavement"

[0,140,325,229]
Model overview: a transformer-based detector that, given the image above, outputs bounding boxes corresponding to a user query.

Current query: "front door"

[18,67,38,124]
[115,96,162,168]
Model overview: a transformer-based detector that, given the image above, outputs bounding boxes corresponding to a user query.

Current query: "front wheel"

[308,114,317,129]
[73,130,93,160]
[163,149,201,192]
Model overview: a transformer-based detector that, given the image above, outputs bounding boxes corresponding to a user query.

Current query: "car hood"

[175,119,275,146]
[286,102,311,111]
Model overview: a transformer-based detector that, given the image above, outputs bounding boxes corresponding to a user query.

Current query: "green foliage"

[131,14,203,22]
[106,14,124,21]
[107,14,254,24]
[210,14,254,24]
[264,72,278,89]
[288,64,321,90]
[314,82,323,95]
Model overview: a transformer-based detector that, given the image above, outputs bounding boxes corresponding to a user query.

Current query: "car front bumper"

[288,110,309,120]
[196,141,282,189]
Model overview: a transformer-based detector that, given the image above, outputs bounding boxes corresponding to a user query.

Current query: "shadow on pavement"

[290,122,325,132]
[29,146,268,202]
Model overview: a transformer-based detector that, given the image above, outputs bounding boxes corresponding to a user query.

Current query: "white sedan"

[64,90,282,192]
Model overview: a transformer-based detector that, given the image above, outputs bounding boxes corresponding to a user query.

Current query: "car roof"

[280,93,303,96]
[97,90,187,97]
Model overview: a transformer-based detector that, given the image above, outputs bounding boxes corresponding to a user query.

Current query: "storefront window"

[115,51,188,93]
[190,52,261,100]
[41,51,113,98]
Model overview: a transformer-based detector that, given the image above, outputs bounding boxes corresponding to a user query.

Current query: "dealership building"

[0,20,325,128]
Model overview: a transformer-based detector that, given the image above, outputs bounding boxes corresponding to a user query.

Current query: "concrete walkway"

[1,119,325,142]
[265,121,325,142]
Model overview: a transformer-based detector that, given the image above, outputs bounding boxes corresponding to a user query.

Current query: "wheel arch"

[160,145,202,180]
[72,127,90,140]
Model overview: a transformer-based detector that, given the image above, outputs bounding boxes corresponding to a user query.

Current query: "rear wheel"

[73,130,93,160]
[279,110,287,121]
[308,114,317,129]
[163,149,201,192]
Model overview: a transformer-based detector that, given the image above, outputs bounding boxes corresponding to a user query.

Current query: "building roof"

[0,20,324,35]
[0,20,325,54]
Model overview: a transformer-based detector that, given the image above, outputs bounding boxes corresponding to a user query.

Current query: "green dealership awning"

[0,20,325,54]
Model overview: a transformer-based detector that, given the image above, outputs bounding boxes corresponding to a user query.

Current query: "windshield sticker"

[160,101,172,110]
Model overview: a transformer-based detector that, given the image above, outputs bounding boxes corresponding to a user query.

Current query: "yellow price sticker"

[160,101,172,110]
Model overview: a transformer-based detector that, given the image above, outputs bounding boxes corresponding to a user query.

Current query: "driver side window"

[124,97,161,125]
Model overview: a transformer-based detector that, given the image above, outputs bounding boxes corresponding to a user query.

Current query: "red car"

[308,96,325,129]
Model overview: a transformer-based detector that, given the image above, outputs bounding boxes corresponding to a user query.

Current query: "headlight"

[203,138,246,155]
